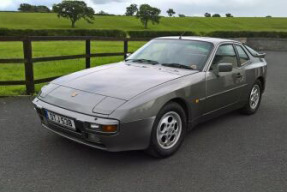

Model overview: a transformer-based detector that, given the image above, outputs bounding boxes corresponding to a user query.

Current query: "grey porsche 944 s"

[33,37,267,157]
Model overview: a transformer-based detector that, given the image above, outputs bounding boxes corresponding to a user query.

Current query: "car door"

[233,44,250,99]
[203,43,245,114]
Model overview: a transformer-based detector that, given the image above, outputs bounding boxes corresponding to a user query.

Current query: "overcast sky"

[0,0,286,17]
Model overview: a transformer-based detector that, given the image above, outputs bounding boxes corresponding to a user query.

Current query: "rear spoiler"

[243,44,266,58]
[254,53,266,58]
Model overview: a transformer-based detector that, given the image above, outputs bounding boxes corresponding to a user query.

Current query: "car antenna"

[179,31,187,39]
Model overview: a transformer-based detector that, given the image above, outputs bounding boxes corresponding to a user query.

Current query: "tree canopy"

[204,13,211,17]
[125,4,138,16]
[136,4,161,29]
[212,13,221,17]
[226,13,233,17]
[52,1,95,28]
[167,9,176,17]
[18,3,50,12]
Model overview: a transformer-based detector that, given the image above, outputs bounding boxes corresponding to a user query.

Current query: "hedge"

[128,30,287,39]
[0,28,126,38]
[128,31,198,38]
[205,31,287,38]
[1,28,287,39]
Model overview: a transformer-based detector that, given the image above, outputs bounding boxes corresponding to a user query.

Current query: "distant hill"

[1,12,287,32]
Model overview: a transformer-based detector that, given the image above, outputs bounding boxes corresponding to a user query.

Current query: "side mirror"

[126,53,131,58]
[217,63,233,73]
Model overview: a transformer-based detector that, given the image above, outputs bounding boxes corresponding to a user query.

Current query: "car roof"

[155,36,241,45]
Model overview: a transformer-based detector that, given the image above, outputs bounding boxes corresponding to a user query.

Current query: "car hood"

[52,62,196,100]
[39,62,197,115]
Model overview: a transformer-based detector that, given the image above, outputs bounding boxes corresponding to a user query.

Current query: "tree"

[212,13,221,17]
[204,12,211,17]
[125,4,138,16]
[18,3,50,12]
[36,6,50,13]
[266,15,272,18]
[52,1,95,28]
[18,3,37,12]
[136,4,161,29]
[97,10,109,15]
[226,13,233,17]
[18,3,34,12]
[167,8,176,17]
[178,14,186,17]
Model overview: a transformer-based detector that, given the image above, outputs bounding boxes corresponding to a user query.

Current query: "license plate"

[45,110,76,130]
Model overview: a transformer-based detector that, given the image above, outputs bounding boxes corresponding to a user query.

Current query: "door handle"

[235,73,243,78]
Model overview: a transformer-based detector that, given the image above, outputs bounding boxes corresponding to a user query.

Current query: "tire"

[146,102,187,158]
[240,80,262,115]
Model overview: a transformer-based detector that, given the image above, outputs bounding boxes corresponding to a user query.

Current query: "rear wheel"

[146,102,186,158]
[241,80,262,115]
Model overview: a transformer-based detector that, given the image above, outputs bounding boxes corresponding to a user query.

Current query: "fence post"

[86,39,91,68]
[23,37,34,95]
[124,39,128,60]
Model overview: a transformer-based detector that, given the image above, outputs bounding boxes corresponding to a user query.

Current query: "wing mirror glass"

[217,63,233,73]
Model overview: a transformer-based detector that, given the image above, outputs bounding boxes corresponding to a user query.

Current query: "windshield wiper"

[125,58,159,65]
[161,63,195,70]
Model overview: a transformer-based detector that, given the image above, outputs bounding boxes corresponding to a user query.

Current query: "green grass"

[1,12,287,95]
[0,41,146,96]
[1,12,287,32]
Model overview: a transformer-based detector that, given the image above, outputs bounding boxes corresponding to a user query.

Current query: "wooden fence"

[0,36,149,95]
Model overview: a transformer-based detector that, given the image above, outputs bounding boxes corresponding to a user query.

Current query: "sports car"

[33,37,267,157]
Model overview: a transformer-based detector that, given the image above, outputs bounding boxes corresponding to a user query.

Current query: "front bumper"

[33,98,155,152]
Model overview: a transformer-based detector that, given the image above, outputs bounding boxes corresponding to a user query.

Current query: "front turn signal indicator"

[101,125,118,133]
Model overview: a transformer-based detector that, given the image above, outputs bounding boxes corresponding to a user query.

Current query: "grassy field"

[1,12,287,96]
[0,41,146,96]
[1,12,287,32]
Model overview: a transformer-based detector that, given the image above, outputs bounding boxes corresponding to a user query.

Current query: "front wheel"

[240,80,262,115]
[146,102,186,158]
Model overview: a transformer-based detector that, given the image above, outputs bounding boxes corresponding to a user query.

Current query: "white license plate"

[46,110,76,130]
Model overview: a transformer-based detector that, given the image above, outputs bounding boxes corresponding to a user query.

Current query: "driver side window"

[210,44,238,71]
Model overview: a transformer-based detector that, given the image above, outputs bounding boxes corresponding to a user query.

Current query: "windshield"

[127,39,214,70]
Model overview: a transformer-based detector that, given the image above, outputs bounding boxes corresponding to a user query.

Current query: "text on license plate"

[46,110,76,130]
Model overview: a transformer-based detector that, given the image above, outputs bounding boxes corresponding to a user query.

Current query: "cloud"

[89,0,125,4]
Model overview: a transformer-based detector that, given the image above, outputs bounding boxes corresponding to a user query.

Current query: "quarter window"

[235,45,249,65]
[210,44,237,71]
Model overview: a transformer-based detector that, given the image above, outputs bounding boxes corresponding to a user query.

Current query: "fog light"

[102,125,118,133]
[90,124,100,129]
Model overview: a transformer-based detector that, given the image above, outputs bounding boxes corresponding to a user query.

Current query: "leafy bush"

[206,31,287,38]
[128,30,197,38]
[0,28,126,37]
[1,28,287,39]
